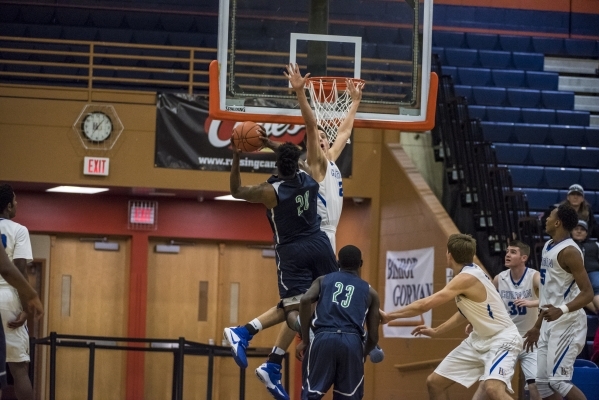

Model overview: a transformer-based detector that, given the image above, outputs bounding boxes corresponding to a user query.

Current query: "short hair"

[556,204,579,232]
[338,245,362,270]
[275,142,301,176]
[508,240,530,257]
[447,234,476,264]
[0,184,14,213]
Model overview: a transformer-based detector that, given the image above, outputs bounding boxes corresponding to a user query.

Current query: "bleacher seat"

[27,25,63,40]
[20,5,55,24]
[62,26,98,42]
[580,169,599,191]
[468,105,487,120]
[564,39,599,58]
[0,4,20,23]
[97,29,134,44]
[514,123,548,144]
[493,143,530,164]
[398,29,413,45]
[556,110,590,126]
[481,122,514,142]
[486,106,520,122]
[512,52,544,71]
[132,30,170,46]
[125,12,161,31]
[377,44,411,60]
[454,85,473,102]
[492,69,525,88]
[508,166,544,187]
[548,125,586,146]
[473,86,507,106]
[544,167,581,189]
[53,8,90,27]
[542,91,575,110]
[523,188,559,210]
[330,25,365,38]
[458,67,491,86]
[90,9,125,29]
[364,26,398,44]
[466,33,499,50]
[445,48,478,67]
[507,88,541,108]
[432,47,445,64]
[529,145,566,167]
[566,147,599,168]
[195,15,219,34]
[433,31,465,48]
[479,50,511,69]
[360,43,377,59]
[586,127,599,147]
[521,108,556,124]
[161,14,196,33]
[441,66,458,82]
[526,71,559,91]
[0,23,27,38]
[532,37,564,56]
[574,359,598,368]
[168,32,203,48]
[499,35,532,52]
[571,368,599,400]
[203,34,218,48]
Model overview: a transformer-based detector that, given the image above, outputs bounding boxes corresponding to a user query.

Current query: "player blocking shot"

[381,234,523,400]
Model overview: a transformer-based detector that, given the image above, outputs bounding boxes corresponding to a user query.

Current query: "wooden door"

[144,241,219,400]
[47,236,130,400]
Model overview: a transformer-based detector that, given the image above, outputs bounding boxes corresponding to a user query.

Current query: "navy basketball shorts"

[275,231,338,299]
[302,331,365,400]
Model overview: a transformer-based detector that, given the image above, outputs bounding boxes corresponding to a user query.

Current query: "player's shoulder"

[0,219,27,232]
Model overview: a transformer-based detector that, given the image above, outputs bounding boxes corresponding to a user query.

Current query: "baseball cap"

[577,220,588,231]
[568,184,584,196]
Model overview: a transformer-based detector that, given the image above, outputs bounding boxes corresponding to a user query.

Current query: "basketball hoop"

[305,77,365,144]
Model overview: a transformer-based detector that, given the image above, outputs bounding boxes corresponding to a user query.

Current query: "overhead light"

[94,242,120,251]
[214,195,245,201]
[155,244,180,254]
[47,186,109,194]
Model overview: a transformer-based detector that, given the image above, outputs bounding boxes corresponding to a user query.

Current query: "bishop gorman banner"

[154,93,352,176]
[384,247,434,338]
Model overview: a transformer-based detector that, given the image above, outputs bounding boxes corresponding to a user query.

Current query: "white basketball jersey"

[539,238,585,319]
[456,264,515,338]
[0,219,33,288]
[316,161,343,253]
[497,268,539,336]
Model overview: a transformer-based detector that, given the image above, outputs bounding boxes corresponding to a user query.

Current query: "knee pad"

[549,380,573,397]
[536,381,553,398]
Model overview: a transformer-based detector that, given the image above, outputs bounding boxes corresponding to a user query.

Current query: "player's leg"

[471,382,487,400]
[255,324,296,400]
[478,330,522,400]
[482,380,514,400]
[426,373,454,400]
[518,349,541,400]
[8,362,33,400]
[302,332,335,400]
[331,333,364,400]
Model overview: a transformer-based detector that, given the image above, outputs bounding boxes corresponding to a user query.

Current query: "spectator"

[541,184,599,239]
[572,220,599,314]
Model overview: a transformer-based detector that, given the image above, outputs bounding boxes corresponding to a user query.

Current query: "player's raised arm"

[327,79,362,162]
[229,141,277,208]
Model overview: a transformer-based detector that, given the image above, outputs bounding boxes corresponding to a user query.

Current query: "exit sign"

[83,157,109,176]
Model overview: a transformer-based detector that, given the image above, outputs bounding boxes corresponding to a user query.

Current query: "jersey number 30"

[332,282,354,308]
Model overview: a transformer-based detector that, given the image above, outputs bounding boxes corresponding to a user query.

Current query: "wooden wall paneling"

[48,236,130,400]
[216,243,289,400]
[144,240,219,400]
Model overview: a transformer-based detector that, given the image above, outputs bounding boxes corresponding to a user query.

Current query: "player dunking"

[223,142,338,400]
[523,204,593,400]
[381,234,523,400]
[472,240,541,400]
[296,245,380,400]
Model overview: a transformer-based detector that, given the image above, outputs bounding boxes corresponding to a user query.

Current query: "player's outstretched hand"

[379,309,392,325]
[284,63,310,91]
[464,323,473,336]
[346,78,363,102]
[411,325,437,338]
[540,304,563,322]
[523,327,540,352]
[296,342,308,361]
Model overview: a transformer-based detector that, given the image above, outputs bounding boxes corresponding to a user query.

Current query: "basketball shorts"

[435,325,523,393]
[0,287,30,363]
[302,330,364,400]
[537,312,586,383]
[275,231,338,299]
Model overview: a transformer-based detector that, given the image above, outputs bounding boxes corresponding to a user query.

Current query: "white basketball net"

[306,78,364,144]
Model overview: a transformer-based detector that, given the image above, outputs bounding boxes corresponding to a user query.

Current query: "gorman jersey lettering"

[456,264,514,338]
[266,170,322,245]
[497,268,539,336]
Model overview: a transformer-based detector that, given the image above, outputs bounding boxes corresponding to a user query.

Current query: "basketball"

[231,121,263,152]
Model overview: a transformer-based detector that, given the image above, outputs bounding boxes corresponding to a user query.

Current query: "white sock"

[271,346,286,355]
[249,318,263,332]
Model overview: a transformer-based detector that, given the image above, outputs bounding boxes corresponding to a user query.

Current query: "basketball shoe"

[255,362,289,400]
[223,326,253,368]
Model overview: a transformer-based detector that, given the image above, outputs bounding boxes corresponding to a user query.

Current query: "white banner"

[383,247,434,338]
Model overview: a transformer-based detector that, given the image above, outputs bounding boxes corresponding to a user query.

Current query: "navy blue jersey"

[312,271,370,336]
[266,170,321,245]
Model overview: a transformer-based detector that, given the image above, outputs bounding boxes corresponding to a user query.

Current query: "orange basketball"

[231,121,264,152]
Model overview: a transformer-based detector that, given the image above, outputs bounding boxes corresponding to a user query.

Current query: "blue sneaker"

[255,362,289,400]
[369,345,385,363]
[223,326,253,368]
